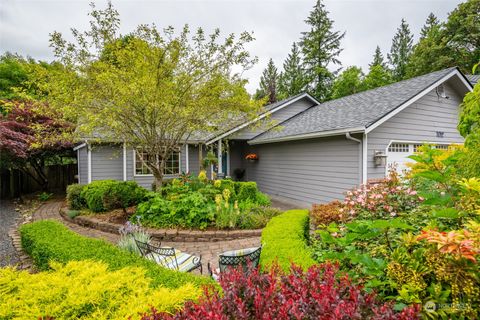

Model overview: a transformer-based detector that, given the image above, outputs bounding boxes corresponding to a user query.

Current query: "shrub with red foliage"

[140,262,420,320]
[311,200,346,228]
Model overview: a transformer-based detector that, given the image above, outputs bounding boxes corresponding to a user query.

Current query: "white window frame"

[133,148,181,177]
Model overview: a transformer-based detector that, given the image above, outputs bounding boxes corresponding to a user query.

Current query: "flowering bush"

[140,262,420,320]
[117,221,151,255]
[343,167,422,219]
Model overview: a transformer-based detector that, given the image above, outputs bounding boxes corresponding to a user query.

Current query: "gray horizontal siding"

[77,147,88,185]
[244,136,361,205]
[231,97,313,140]
[91,144,124,181]
[367,81,465,180]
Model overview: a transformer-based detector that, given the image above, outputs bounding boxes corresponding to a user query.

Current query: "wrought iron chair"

[208,246,262,278]
[135,240,202,274]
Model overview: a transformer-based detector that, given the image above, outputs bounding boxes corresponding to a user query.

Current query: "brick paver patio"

[32,200,261,274]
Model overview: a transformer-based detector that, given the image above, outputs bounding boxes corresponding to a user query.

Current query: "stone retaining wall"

[60,208,262,242]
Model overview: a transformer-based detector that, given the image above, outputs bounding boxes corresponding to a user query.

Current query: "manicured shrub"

[66,183,86,210]
[141,262,420,320]
[0,261,201,320]
[236,181,258,201]
[80,180,146,212]
[260,210,316,270]
[311,200,345,227]
[19,220,212,289]
[218,179,236,196]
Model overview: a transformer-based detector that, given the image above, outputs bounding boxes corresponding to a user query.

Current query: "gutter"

[345,132,364,186]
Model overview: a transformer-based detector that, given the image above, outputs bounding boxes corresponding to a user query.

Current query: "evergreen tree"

[406,0,480,77]
[278,43,306,99]
[300,0,344,101]
[331,66,364,99]
[370,46,386,68]
[255,58,279,104]
[388,19,413,81]
[420,13,439,39]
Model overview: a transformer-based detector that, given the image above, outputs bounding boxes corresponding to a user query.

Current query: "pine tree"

[370,46,386,68]
[255,58,279,104]
[278,43,306,99]
[300,0,344,101]
[388,19,413,81]
[420,13,439,39]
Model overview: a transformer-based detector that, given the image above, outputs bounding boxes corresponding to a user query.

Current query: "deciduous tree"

[331,66,364,99]
[47,2,261,189]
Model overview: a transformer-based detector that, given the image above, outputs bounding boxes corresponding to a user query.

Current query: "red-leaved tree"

[140,262,420,320]
[0,100,74,190]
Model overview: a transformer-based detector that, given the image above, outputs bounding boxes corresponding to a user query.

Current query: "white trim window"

[134,150,180,176]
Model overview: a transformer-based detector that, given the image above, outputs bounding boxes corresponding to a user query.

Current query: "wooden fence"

[0,164,77,199]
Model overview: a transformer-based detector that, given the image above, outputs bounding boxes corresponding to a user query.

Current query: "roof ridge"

[321,67,458,105]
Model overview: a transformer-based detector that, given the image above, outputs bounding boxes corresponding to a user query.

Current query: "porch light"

[374,150,387,167]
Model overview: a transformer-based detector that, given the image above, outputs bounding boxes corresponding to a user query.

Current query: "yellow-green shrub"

[0,261,201,320]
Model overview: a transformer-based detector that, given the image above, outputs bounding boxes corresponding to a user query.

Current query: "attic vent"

[436,84,449,99]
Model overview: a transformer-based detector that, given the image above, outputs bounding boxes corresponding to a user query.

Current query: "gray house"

[74,67,475,206]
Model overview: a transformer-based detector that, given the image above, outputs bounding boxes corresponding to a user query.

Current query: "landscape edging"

[59,207,262,242]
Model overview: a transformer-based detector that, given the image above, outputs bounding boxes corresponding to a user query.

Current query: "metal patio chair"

[135,240,202,274]
[207,246,262,279]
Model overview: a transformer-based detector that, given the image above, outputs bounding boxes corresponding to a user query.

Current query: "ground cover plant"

[260,209,316,271]
[134,172,278,230]
[0,261,200,320]
[19,220,212,289]
[140,262,420,319]
[311,146,480,319]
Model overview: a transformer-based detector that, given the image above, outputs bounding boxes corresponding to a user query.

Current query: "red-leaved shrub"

[311,200,345,228]
[140,262,420,320]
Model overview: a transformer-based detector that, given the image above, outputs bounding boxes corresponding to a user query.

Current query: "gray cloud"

[0,0,463,93]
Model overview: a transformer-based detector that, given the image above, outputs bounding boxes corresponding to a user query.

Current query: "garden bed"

[60,206,262,242]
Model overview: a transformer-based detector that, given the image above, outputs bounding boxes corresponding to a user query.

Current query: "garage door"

[387,143,448,173]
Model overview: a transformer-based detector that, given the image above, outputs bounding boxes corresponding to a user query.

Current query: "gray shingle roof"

[251,67,458,143]
[466,74,480,85]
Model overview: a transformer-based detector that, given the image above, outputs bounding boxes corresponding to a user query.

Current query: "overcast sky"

[0,0,463,93]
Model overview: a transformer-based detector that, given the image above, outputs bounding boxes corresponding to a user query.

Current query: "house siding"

[243,136,361,205]
[367,81,465,180]
[90,144,124,181]
[231,98,314,140]
[77,147,88,185]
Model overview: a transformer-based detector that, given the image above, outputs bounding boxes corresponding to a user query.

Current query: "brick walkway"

[32,200,261,274]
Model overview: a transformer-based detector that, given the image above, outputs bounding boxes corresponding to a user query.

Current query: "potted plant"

[245,153,259,162]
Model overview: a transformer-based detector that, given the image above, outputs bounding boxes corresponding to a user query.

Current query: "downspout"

[345,132,362,185]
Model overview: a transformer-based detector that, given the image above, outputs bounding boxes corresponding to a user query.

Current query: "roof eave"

[365,68,473,134]
[248,126,365,145]
[205,92,320,145]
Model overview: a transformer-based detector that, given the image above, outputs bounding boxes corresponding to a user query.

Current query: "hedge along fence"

[19,220,212,289]
[260,210,316,271]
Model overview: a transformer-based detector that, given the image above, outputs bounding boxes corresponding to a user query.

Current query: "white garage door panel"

[387,142,449,174]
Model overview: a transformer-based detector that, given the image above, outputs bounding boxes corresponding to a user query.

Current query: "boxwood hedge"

[260,209,316,271]
[19,220,212,289]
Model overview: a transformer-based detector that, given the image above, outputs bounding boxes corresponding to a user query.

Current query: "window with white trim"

[435,144,449,150]
[135,150,180,175]
[388,143,409,152]
[413,144,423,152]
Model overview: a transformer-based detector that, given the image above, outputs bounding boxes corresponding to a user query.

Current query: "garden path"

[0,200,21,267]
[32,200,261,274]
